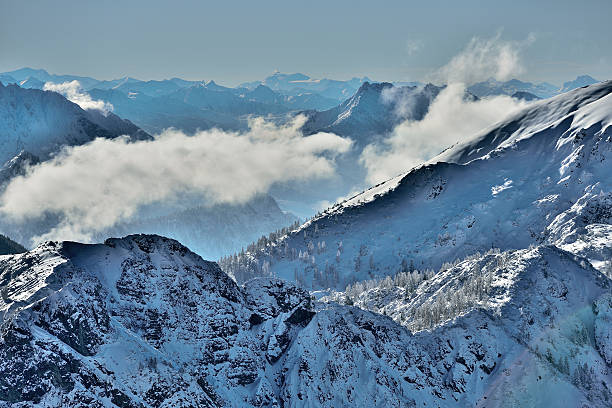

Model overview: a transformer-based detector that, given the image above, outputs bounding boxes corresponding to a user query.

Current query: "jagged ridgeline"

[1,235,610,406]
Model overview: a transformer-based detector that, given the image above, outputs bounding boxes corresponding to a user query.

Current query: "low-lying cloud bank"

[0,115,352,243]
[44,80,114,115]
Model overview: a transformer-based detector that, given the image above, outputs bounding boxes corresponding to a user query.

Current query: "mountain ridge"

[0,232,609,406]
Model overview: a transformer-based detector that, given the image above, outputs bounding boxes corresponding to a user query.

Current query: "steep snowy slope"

[0,82,150,164]
[222,81,612,290]
[319,245,612,407]
[0,235,609,407]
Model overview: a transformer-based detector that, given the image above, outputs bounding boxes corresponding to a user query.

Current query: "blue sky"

[1,0,611,85]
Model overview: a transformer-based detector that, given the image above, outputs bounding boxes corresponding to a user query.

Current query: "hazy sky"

[1,0,611,86]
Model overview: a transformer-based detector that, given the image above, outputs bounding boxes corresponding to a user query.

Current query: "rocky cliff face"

[0,234,609,407]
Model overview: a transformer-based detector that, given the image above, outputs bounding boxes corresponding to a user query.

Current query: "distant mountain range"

[0,68,602,135]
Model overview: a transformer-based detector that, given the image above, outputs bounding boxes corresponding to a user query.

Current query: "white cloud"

[43,80,114,115]
[361,33,535,184]
[360,83,528,184]
[430,32,534,85]
[0,115,352,243]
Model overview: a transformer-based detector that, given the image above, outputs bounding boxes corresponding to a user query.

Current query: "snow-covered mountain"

[301,82,444,145]
[222,81,612,292]
[0,74,611,407]
[87,83,338,134]
[0,82,150,164]
[0,74,16,86]
[0,232,609,407]
[0,82,298,259]
[86,76,142,91]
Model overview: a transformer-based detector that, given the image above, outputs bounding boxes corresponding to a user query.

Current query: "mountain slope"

[0,82,150,164]
[222,81,612,290]
[0,235,609,406]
